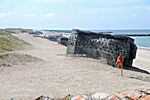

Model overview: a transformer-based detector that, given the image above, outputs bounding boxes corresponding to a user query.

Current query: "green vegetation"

[0,30,28,53]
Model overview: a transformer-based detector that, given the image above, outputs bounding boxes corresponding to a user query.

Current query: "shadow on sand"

[123,65,150,74]
[121,65,150,82]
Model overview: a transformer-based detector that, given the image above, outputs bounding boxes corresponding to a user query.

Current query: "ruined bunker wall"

[67,32,78,54]
[67,29,137,66]
[75,34,132,65]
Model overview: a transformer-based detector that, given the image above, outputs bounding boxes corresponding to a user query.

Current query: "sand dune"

[0,34,149,100]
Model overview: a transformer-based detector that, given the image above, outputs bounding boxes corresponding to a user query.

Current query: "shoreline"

[123,34,150,36]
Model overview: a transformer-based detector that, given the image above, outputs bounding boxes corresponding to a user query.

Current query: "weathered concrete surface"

[67,29,137,66]
[57,34,70,46]
[57,37,68,46]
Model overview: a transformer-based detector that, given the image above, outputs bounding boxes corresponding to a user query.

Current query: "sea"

[46,29,150,48]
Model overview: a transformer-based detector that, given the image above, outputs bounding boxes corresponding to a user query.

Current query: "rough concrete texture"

[67,29,137,66]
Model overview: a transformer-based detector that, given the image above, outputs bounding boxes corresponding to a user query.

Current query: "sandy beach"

[133,47,150,72]
[0,34,149,100]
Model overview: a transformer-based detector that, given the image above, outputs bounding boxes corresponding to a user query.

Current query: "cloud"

[24,13,36,17]
[0,12,37,18]
[0,12,11,17]
[44,13,55,17]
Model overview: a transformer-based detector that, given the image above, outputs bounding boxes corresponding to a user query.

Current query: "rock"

[35,96,54,100]
[108,90,150,100]
[57,36,68,46]
[57,33,71,46]
[91,92,110,100]
[71,95,88,100]
[140,95,150,100]
[60,94,72,100]
[108,95,121,100]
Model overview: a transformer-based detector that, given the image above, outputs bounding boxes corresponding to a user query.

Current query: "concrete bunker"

[67,29,137,66]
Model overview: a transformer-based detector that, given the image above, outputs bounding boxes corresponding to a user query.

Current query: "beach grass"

[0,31,28,53]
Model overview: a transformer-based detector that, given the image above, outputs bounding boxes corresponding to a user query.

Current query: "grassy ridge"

[0,31,28,53]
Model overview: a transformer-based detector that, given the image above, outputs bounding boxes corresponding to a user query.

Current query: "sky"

[0,0,150,30]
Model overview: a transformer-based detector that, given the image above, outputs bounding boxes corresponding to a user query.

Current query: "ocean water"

[93,30,150,35]
[130,36,150,48]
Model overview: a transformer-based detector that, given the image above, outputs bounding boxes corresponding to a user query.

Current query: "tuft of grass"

[0,31,28,53]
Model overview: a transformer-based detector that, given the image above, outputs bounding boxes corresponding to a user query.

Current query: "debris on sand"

[91,92,110,100]
[34,89,150,100]
[35,95,54,100]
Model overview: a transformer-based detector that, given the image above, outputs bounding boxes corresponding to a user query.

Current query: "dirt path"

[0,34,149,100]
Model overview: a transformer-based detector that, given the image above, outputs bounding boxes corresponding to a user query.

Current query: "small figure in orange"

[116,53,124,69]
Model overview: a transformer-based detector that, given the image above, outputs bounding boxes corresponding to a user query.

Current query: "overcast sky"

[0,0,150,30]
